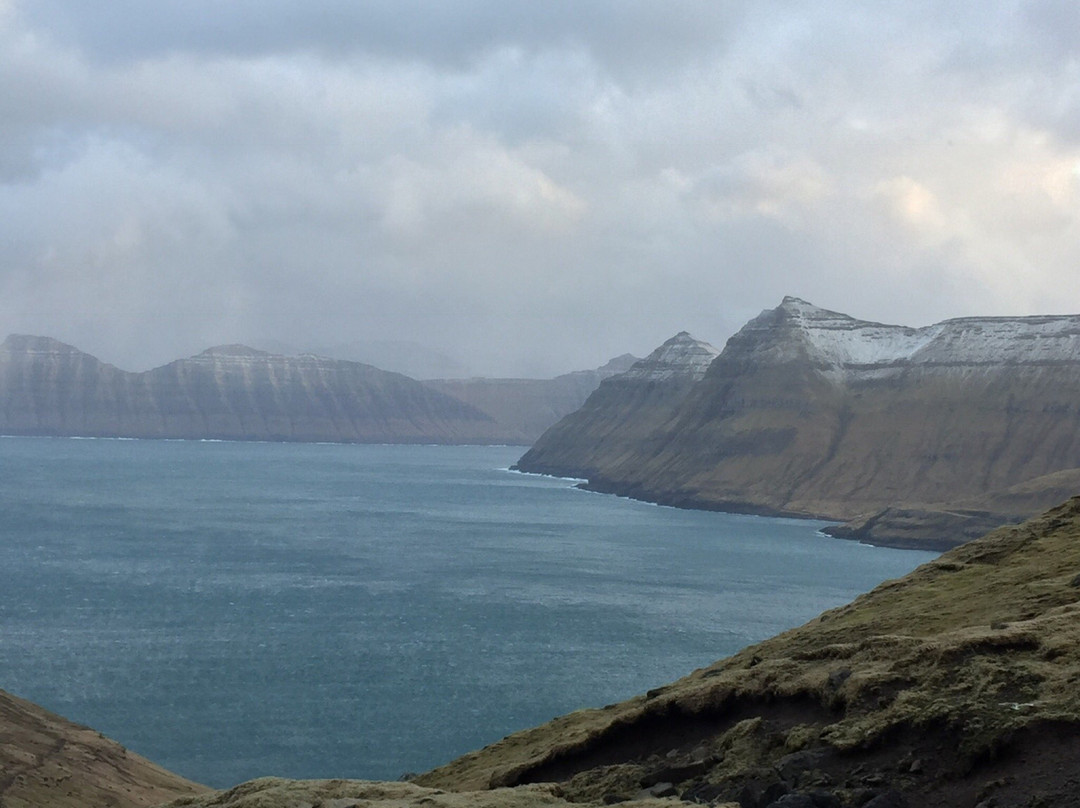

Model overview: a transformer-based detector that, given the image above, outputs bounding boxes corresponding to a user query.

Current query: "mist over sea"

[0,438,937,787]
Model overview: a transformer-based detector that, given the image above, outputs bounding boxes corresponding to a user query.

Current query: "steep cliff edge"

[517,299,1080,547]
[0,336,508,444]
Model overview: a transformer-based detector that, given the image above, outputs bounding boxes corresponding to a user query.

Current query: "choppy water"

[0,437,937,787]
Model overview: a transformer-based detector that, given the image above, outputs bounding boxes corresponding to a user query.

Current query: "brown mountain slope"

[515,333,719,479]
[0,687,206,808]
[412,496,1080,807]
[517,299,1080,547]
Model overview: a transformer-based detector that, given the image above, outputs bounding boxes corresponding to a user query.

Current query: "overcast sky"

[2,1,1079,376]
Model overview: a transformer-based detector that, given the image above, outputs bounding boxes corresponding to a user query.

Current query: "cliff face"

[516,299,1080,546]
[424,354,639,444]
[513,333,719,478]
[0,337,506,444]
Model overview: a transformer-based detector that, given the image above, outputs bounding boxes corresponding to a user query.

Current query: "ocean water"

[0,437,937,787]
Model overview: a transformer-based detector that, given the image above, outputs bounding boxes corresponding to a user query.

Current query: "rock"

[806,791,842,808]
[739,781,789,808]
[849,789,879,806]
[690,745,713,763]
[636,782,677,799]
[862,791,907,808]
[514,332,719,481]
[774,749,830,784]
[641,760,710,787]
[765,795,816,808]
[681,782,729,804]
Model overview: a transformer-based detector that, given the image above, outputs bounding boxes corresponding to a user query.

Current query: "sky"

[2,1,1080,377]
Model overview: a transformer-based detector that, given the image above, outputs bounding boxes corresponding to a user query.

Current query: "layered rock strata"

[0,336,507,444]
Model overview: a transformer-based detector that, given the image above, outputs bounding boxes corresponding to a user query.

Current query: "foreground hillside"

[519,298,1080,548]
[0,336,505,444]
[0,687,206,807]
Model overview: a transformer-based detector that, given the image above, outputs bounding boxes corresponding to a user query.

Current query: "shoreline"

[514,464,989,552]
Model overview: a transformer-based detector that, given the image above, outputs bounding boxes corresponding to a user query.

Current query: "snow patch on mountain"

[769,297,1080,375]
[620,332,720,382]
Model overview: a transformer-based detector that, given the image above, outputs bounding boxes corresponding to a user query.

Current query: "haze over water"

[0,438,937,787]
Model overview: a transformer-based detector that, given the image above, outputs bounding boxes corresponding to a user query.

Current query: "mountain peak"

[620,332,719,382]
[2,334,85,355]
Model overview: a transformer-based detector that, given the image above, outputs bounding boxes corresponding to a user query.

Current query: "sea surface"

[0,437,938,788]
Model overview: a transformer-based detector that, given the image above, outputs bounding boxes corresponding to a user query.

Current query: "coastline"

[514,463,993,552]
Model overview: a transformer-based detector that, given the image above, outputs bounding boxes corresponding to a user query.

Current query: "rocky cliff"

[426,354,639,444]
[0,336,506,444]
[516,298,1080,547]
[514,333,719,479]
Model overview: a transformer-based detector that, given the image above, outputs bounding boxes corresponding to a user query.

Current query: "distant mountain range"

[0,336,634,445]
[252,338,474,380]
[425,354,638,443]
[516,297,1080,548]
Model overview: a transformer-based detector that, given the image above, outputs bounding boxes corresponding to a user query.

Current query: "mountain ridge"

[516,299,1080,547]
[0,335,633,445]
[0,335,506,444]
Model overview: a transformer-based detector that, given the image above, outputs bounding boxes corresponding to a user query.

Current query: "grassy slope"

[0,687,208,808]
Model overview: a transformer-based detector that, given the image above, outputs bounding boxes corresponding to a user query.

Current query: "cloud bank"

[2,1,1079,375]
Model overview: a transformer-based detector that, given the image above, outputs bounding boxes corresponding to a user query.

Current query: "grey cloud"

[19,0,742,74]
[3,0,1080,378]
